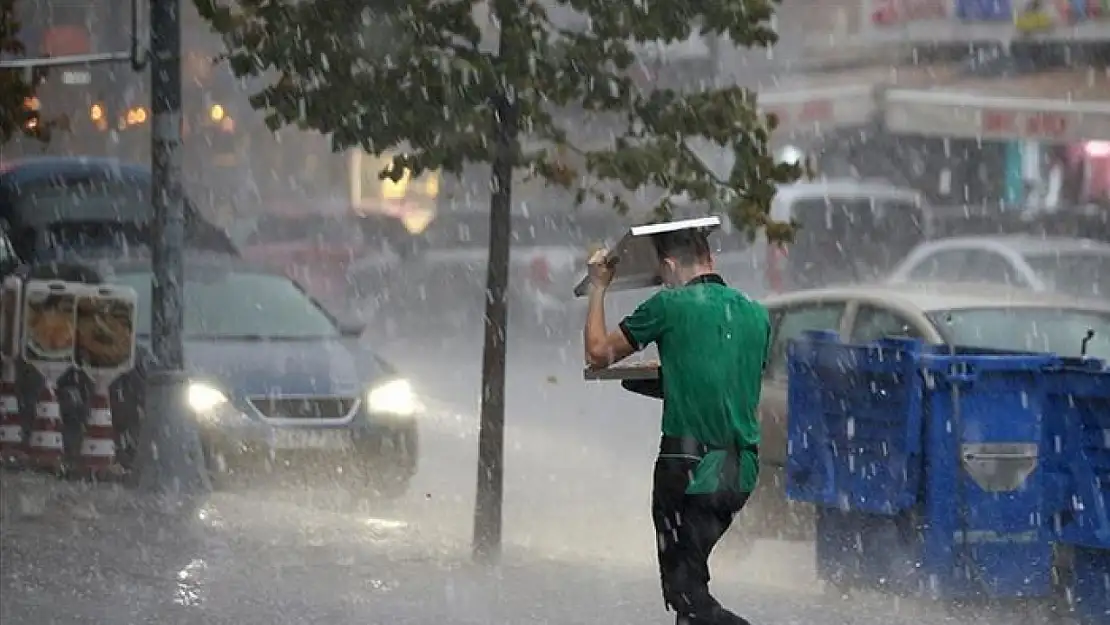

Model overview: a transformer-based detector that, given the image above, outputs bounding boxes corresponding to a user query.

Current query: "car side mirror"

[338,320,366,338]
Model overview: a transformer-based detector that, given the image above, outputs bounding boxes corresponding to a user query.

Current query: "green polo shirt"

[619,274,770,494]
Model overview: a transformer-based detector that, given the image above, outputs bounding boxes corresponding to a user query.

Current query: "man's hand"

[584,247,635,370]
[587,248,616,290]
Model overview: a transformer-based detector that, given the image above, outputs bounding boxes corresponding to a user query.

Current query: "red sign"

[981,109,1069,139]
[765,99,835,128]
[871,0,948,25]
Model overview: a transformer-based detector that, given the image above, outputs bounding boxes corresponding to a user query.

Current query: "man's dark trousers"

[653,453,751,625]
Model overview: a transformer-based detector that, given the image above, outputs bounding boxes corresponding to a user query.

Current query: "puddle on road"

[173,558,208,607]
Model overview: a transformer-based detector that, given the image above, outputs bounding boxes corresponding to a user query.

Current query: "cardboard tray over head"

[572,216,722,297]
[583,361,660,381]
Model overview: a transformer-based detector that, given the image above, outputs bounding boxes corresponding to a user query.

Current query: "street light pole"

[134,0,210,502]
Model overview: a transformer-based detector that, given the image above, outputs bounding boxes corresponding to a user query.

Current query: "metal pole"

[134,0,210,501]
[0,52,132,70]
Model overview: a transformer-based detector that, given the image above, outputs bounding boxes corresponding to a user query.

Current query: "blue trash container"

[1042,358,1110,625]
[917,349,1058,599]
[1072,547,1110,624]
[787,332,1060,601]
[786,332,925,515]
[1044,359,1110,550]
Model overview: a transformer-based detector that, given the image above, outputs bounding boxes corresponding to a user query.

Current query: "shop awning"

[758,64,958,138]
[884,69,1110,142]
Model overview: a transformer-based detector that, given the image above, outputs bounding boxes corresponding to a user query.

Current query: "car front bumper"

[197,411,418,474]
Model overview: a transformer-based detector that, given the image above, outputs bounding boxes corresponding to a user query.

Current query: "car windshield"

[1024,252,1110,299]
[111,268,339,339]
[928,307,1110,360]
[12,175,153,226]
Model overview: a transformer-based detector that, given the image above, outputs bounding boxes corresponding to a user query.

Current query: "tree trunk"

[472,89,518,564]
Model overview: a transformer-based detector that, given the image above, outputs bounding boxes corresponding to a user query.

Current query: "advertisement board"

[755,64,961,138]
[74,285,137,377]
[22,282,78,371]
[860,0,1110,42]
[0,277,23,362]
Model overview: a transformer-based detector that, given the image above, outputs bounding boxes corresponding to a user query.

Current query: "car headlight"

[188,382,229,413]
[366,379,419,416]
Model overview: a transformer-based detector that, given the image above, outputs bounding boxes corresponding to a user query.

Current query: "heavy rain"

[0,1,1109,624]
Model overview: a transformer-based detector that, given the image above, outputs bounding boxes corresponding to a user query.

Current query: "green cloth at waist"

[658,447,759,494]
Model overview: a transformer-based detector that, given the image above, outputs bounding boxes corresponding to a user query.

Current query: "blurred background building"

[1,0,1108,230]
[753,0,1110,212]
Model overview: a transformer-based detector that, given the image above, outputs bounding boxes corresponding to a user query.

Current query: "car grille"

[247,396,359,420]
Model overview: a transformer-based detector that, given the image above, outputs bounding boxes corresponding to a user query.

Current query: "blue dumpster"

[787,331,1057,600]
[1045,359,1110,549]
[1072,547,1110,624]
[1044,359,1110,624]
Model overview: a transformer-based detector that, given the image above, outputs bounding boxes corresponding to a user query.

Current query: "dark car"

[0,156,237,271]
[19,254,420,496]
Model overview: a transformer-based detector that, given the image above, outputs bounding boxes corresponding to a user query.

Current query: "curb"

[0,469,130,523]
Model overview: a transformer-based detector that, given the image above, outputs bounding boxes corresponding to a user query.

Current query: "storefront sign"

[870,0,951,26]
[760,86,876,136]
[872,0,1110,23]
[885,90,1110,141]
[981,109,1070,139]
[953,0,1013,21]
[858,0,1110,43]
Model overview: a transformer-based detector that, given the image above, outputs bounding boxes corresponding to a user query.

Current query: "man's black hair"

[651,228,712,266]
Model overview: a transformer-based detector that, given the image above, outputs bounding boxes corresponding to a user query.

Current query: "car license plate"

[272,430,352,450]
[62,70,92,85]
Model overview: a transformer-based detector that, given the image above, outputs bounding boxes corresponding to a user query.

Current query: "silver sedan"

[886,235,1110,300]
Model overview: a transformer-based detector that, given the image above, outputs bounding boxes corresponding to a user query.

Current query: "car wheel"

[201,443,238,491]
[366,467,412,499]
[351,427,418,499]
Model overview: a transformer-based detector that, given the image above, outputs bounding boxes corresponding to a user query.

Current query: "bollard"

[0,375,23,465]
[79,389,117,478]
[28,385,64,472]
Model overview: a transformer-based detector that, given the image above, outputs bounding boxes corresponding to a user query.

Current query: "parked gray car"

[887,235,1110,300]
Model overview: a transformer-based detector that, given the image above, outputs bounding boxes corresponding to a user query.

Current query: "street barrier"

[0,375,22,463]
[0,278,137,479]
[80,391,117,476]
[28,385,64,472]
[786,331,1109,622]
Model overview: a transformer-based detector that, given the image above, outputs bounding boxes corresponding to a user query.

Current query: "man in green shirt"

[584,228,770,625]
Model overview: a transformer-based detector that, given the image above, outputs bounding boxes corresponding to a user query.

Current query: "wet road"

[0,324,1047,625]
